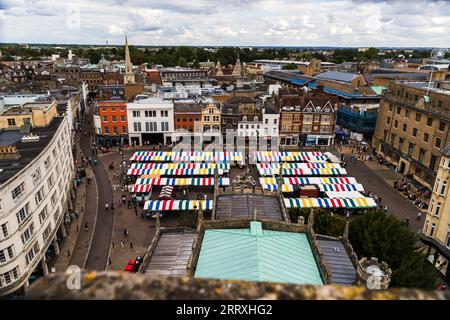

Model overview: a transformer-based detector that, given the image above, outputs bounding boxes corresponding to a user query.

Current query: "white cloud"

[0,0,449,46]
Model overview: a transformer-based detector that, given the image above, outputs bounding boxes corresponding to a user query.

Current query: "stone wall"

[26,271,450,300]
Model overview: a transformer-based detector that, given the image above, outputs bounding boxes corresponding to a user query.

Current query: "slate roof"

[145,229,195,277]
[315,71,359,83]
[316,239,356,285]
[215,194,283,221]
[195,221,323,285]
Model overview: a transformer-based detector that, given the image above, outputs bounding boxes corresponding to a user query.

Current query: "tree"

[282,63,297,70]
[313,210,346,237]
[349,210,439,288]
[288,207,310,224]
[177,57,187,67]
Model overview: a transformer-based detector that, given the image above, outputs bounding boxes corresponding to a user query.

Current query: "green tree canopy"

[282,63,297,70]
[349,210,439,288]
[313,210,346,237]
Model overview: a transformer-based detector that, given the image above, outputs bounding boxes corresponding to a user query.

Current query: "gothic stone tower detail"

[124,36,135,85]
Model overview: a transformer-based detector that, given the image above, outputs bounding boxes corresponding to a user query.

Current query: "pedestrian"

[84,223,89,232]
[124,228,128,236]
[109,258,112,265]
[120,240,124,248]
[416,212,422,221]
[67,250,71,257]
[130,242,133,249]
[406,217,410,227]
[383,206,388,214]
[134,206,138,217]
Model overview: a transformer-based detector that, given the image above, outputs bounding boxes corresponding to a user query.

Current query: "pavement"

[333,145,425,233]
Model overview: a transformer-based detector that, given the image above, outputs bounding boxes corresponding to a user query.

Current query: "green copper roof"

[194,221,323,285]
[370,86,388,95]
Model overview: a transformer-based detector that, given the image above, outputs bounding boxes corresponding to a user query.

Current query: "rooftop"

[441,145,450,157]
[0,117,63,184]
[195,221,323,285]
[0,101,54,115]
[400,81,450,96]
[315,71,359,83]
[215,194,284,221]
[316,239,356,285]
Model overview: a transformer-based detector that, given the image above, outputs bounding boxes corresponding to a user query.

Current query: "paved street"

[334,146,425,234]
[79,106,115,270]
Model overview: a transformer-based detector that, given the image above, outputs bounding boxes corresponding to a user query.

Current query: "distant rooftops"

[253,59,334,66]
[400,81,450,96]
[315,71,360,83]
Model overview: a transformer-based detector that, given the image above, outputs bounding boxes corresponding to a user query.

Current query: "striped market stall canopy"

[261,184,295,192]
[127,168,223,176]
[259,177,358,185]
[144,200,214,211]
[130,151,243,163]
[130,163,230,170]
[260,183,363,192]
[254,151,328,163]
[284,197,377,209]
[256,162,340,169]
[257,167,347,176]
[133,177,230,191]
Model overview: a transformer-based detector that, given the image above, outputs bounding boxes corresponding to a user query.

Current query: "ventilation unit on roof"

[21,133,40,143]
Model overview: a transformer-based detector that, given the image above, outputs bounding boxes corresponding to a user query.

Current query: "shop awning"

[259,177,358,185]
[130,163,230,170]
[284,197,377,209]
[253,151,328,163]
[127,168,223,176]
[260,184,295,192]
[256,162,340,169]
[318,183,365,192]
[257,167,347,176]
[130,151,243,163]
[143,200,214,211]
[133,177,230,190]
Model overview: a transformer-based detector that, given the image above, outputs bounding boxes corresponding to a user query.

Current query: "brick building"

[373,81,450,189]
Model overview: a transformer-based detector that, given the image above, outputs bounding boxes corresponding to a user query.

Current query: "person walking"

[406,217,410,227]
[120,240,124,248]
[416,211,422,221]
[84,223,89,232]
[383,206,388,214]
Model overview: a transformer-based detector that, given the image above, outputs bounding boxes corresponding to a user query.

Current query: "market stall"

[143,199,214,211]
[284,197,377,209]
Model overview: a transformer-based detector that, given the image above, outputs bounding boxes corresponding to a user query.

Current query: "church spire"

[124,35,135,84]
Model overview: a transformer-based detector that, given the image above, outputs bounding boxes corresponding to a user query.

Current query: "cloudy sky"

[0,0,449,47]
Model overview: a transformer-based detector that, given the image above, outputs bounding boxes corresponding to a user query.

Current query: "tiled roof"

[195,221,323,285]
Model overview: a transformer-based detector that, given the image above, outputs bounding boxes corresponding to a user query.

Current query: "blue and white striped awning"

[143,200,214,211]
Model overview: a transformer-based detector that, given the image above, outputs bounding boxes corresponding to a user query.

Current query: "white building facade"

[127,98,174,146]
[0,116,74,296]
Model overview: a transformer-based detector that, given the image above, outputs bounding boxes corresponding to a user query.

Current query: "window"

[0,245,14,264]
[133,122,142,131]
[121,115,126,122]
[34,187,45,206]
[394,120,398,128]
[38,206,48,224]
[103,116,108,122]
[423,133,429,143]
[122,126,127,133]
[396,106,401,114]
[204,116,210,122]
[132,111,140,117]
[111,107,116,112]
[11,183,24,200]
[161,110,168,117]
[402,124,407,132]
[16,203,30,225]
[31,168,41,185]
[44,156,51,170]
[430,223,436,237]
[25,242,40,266]
[418,148,426,164]
[42,224,52,242]
[439,121,446,132]
[386,117,391,125]
[412,128,417,137]
[104,127,110,134]
[446,233,450,248]
[388,104,393,112]
[429,154,437,171]
[303,114,312,122]
[48,174,54,189]
[408,142,414,157]
[161,122,169,131]
[437,100,443,108]
[440,181,447,196]
[7,118,16,126]
[113,126,118,134]
[145,122,157,131]
[144,110,156,117]
[50,192,57,206]
[415,113,421,122]
[21,223,35,245]
[435,203,441,216]
[0,267,20,286]
[435,138,442,149]
[427,117,433,127]
[213,116,219,122]
[112,116,117,122]
[405,109,410,118]
[1,223,8,239]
